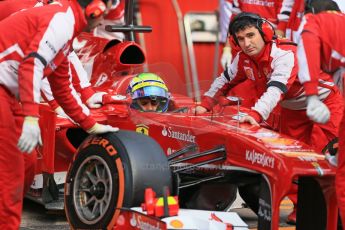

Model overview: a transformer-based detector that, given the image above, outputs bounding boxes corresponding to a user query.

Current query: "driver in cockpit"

[127,73,171,112]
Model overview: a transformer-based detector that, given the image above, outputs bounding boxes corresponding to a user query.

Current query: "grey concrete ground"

[20,199,68,230]
[20,198,294,230]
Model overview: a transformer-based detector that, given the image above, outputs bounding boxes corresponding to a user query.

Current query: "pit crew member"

[93,0,125,40]
[295,5,345,224]
[193,12,343,220]
[195,12,342,153]
[0,0,120,112]
[0,0,118,200]
[219,0,294,69]
[0,1,119,228]
[285,0,345,42]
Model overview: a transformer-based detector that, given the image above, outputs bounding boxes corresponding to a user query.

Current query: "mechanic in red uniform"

[93,0,125,40]
[296,2,345,225]
[196,11,342,149]
[0,0,120,197]
[194,12,343,221]
[219,0,294,68]
[0,0,119,111]
[285,0,345,42]
[218,0,294,127]
[0,1,119,229]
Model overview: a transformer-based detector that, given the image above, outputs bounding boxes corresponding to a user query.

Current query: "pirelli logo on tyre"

[136,124,149,135]
[79,136,118,156]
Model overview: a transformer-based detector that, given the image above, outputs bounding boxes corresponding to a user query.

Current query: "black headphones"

[305,0,315,13]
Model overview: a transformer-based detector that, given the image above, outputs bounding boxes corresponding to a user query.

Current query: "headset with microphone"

[228,12,276,47]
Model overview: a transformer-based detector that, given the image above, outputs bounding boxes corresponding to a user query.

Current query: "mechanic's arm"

[219,0,234,43]
[276,0,294,37]
[297,30,321,96]
[68,50,111,108]
[242,50,296,125]
[48,56,118,133]
[17,19,72,152]
[297,27,329,123]
[41,72,86,119]
[68,50,94,97]
[41,78,56,107]
[219,0,234,69]
[196,53,246,114]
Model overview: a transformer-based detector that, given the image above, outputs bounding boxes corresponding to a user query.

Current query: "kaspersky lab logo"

[161,126,195,143]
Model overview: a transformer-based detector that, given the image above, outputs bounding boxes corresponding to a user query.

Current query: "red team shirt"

[201,39,302,122]
[0,0,96,129]
[297,12,345,225]
[297,12,345,96]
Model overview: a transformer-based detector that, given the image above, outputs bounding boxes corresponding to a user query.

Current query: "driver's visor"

[132,86,168,99]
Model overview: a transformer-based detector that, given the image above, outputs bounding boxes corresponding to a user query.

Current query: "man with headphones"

[196,11,341,154]
[219,0,294,69]
[194,12,343,223]
[195,12,299,127]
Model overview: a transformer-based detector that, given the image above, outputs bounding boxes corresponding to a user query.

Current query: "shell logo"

[170,219,184,229]
[162,126,168,136]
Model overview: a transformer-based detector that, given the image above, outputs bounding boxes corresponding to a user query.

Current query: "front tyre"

[65,130,172,229]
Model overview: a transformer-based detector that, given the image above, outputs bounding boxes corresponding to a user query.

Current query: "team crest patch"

[243,66,255,80]
[136,124,149,135]
[263,67,269,77]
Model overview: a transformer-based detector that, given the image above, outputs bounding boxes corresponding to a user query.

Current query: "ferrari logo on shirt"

[263,67,269,77]
[136,124,149,135]
[243,66,255,80]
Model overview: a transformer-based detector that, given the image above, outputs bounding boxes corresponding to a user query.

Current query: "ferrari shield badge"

[243,66,255,80]
[136,124,149,135]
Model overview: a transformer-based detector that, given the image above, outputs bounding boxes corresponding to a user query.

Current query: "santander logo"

[161,126,196,143]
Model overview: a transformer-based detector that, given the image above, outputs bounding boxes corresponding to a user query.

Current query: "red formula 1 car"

[28,1,339,229]
[56,61,336,230]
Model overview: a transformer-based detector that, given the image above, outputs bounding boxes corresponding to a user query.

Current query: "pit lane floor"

[20,198,296,230]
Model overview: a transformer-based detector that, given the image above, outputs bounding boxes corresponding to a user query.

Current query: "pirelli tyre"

[65,130,172,229]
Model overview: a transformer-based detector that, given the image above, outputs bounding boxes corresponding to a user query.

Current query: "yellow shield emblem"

[136,124,149,135]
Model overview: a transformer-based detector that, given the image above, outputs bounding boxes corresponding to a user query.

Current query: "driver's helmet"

[128,72,170,112]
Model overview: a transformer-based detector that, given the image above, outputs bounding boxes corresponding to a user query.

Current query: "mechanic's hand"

[306,95,330,124]
[325,153,338,167]
[87,123,119,134]
[86,92,107,108]
[192,105,208,114]
[239,115,260,127]
[55,106,69,118]
[221,46,231,70]
[17,116,42,153]
[102,94,130,104]
[275,29,285,38]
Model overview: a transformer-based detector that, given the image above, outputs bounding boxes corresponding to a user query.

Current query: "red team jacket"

[297,12,345,96]
[0,0,96,130]
[222,0,294,31]
[201,39,305,123]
